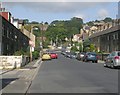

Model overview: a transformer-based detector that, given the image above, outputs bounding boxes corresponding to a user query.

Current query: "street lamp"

[39,22,48,57]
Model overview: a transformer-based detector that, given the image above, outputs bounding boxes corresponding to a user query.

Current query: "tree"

[90,44,96,52]
[44,17,84,48]
[23,19,29,24]
[31,21,39,24]
[71,46,79,52]
[86,21,94,26]
[44,22,48,25]
[83,39,91,52]
[103,17,112,23]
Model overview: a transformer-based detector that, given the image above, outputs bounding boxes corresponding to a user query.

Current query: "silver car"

[104,51,120,68]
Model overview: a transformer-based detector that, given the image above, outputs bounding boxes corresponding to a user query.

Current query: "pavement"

[0,58,42,94]
[98,60,105,63]
[0,58,41,75]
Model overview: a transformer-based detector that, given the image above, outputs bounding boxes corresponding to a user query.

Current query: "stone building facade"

[89,19,120,53]
[0,15,29,55]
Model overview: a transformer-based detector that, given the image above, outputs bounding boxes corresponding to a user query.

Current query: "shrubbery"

[32,50,39,60]
[71,46,79,52]
[14,49,40,60]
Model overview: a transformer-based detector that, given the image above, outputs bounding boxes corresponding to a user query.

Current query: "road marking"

[19,69,30,70]
[10,81,16,84]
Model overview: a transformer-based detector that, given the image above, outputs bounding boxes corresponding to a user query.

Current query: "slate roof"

[89,25,120,38]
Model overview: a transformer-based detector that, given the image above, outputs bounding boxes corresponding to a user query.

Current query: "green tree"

[86,21,94,26]
[103,17,112,23]
[32,50,39,60]
[31,21,39,24]
[90,44,96,52]
[71,46,79,52]
[83,39,91,52]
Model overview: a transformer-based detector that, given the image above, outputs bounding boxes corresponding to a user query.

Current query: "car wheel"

[104,63,107,67]
[85,59,87,62]
[82,59,84,62]
[111,62,115,69]
[95,60,98,63]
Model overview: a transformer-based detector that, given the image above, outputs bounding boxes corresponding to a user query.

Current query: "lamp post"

[40,22,48,57]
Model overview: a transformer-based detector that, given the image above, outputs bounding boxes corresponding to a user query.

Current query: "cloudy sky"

[2,2,118,23]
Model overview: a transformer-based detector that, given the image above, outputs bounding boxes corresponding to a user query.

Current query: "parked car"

[76,52,86,61]
[65,52,77,59]
[104,51,120,68]
[70,52,77,59]
[82,52,98,63]
[65,52,71,58]
[50,52,58,59]
[42,53,51,61]
[61,51,66,55]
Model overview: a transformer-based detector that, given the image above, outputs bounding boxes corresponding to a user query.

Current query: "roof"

[89,25,120,38]
[18,20,24,24]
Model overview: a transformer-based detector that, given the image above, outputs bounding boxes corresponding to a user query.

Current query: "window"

[7,44,9,50]
[107,45,110,52]
[4,26,7,36]
[116,33,118,40]
[7,28,10,38]
[113,34,116,40]
[111,52,115,56]
[2,25,4,36]
[107,35,110,41]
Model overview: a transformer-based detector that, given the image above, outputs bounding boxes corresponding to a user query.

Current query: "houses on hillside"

[72,18,120,53]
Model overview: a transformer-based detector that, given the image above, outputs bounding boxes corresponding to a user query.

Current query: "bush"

[14,50,25,56]
[32,50,39,60]
[71,46,79,52]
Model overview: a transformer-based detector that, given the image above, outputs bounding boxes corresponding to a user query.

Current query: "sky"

[2,1,119,24]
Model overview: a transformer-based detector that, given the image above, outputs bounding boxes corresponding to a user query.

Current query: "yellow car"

[42,53,51,60]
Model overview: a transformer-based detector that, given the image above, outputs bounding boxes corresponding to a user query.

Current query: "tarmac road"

[27,53,119,93]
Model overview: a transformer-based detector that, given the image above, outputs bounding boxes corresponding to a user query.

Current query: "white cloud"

[2,2,109,13]
[98,9,109,19]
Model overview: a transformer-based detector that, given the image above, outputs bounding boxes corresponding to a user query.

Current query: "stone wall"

[0,56,28,69]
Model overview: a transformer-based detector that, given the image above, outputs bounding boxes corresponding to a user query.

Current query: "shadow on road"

[0,78,19,89]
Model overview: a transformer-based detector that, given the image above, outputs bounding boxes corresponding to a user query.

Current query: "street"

[0,2,120,95]
[27,53,118,93]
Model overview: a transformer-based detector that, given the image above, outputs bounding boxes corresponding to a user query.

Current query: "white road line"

[10,81,16,84]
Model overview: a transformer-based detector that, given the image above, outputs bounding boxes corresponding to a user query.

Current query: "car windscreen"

[89,53,97,56]
[51,53,56,54]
